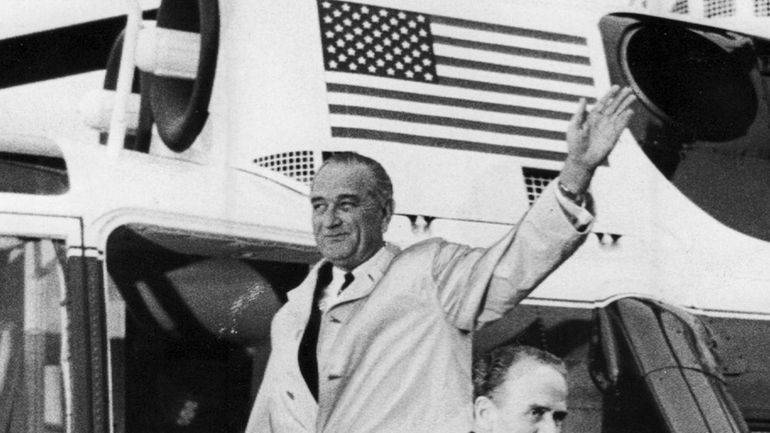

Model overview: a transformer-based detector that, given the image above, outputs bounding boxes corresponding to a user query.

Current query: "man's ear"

[381,199,394,233]
[474,396,497,432]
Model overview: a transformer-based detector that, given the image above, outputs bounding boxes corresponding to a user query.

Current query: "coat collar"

[286,243,401,315]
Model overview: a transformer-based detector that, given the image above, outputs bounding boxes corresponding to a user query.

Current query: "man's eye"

[338,201,356,211]
[312,203,327,213]
[528,407,546,419]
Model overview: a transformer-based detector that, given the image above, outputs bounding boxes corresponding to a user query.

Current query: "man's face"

[476,360,568,433]
[310,162,392,271]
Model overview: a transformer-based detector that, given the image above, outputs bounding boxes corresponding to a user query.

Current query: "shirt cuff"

[553,180,594,232]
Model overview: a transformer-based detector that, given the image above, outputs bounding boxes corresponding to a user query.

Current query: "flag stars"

[389,17,398,25]
[376,59,385,67]
[352,12,361,20]
[419,29,427,37]
[323,15,333,24]
[408,20,416,28]
[327,45,336,53]
[400,26,408,34]
[381,23,390,31]
[334,24,343,32]
[332,9,342,17]
[368,65,377,73]
[373,29,382,37]
[348,62,357,70]
[395,61,404,70]
[325,30,334,38]
[344,33,354,41]
[338,54,347,61]
[321,1,331,9]
[420,43,429,51]
[412,49,421,57]
[357,56,366,64]
[342,3,350,11]
[386,68,395,75]
[422,58,432,66]
[353,27,363,35]
[391,32,400,40]
[328,60,337,68]
[379,9,388,16]
[401,41,410,49]
[363,21,372,29]
[347,47,355,55]
[355,41,364,49]
[366,50,375,58]
[336,39,345,47]
[398,11,406,19]
[343,18,352,26]
[404,55,412,63]
[371,15,380,23]
[383,39,392,46]
[364,35,373,43]
[417,15,425,22]
[361,6,369,13]
[405,70,414,78]
[424,73,434,81]
[410,35,419,43]
[384,53,393,60]
[414,64,423,72]
[374,44,383,52]
[394,47,402,55]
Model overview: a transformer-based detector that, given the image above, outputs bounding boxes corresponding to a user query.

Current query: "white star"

[335,24,343,32]
[342,3,350,11]
[371,15,380,23]
[352,12,361,20]
[408,20,416,28]
[356,41,364,49]
[393,47,402,55]
[338,54,347,61]
[379,9,388,16]
[323,15,333,24]
[414,64,423,72]
[373,29,381,37]
[391,32,400,40]
[424,73,433,81]
[368,65,377,73]
[358,56,366,64]
[383,38,391,46]
[361,6,369,13]
[347,47,355,55]
[405,70,414,78]
[325,30,334,38]
[400,26,408,34]
[343,18,352,26]
[404,55,412,63]
[387,68,395,75]
[395,61,403,70]
[381,23,390,31]
[401,41,410,49]
[321,1,331,9]
[344,33,354,41]
[333,9,342,17]
[419,29,427,37]
[364,35,373,43]
[327,45,336,53]
[376,59,385,67]
[336,39,345,47]
[366,50,375,58]
[422,58,432,66]
[389,17,398,25]
[374,44,383,52]
[398,12,406,19]
[329,60,337,68]
[353,27,363,35]
[420,44,429,51]
[410,35,418,43]
[412,49,420,57]
[385,53,393,60]
[363,21,372,29]
[417,15,425,22]
[349,62,357,70]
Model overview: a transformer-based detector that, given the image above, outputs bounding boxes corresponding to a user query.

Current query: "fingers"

[569,97,588,128]
[615,108,635,131]
[604,87,636,118]
[591,85,621,115]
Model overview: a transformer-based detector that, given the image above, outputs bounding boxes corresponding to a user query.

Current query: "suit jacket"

[246,184,590,433]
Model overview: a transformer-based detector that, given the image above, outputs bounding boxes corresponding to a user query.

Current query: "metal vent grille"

[254,150,317,184]
[522,167,558,206]
[672,0,690,13]
[756,0,770,15]
[705,0,736,17]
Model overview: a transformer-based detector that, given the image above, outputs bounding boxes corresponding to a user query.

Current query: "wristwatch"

[557,181,585,206]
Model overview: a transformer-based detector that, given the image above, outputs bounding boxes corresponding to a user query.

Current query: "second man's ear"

[473,396,498,433]
[381,199,395,233]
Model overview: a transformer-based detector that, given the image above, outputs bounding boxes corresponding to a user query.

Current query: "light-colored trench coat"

[246,184,591,433]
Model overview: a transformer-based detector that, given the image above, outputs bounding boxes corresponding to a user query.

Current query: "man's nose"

[537,417,561,433]
[321,205,341,227]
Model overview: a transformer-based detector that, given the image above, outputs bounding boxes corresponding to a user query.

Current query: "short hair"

[473,345,566,400]
[314,152,393,207]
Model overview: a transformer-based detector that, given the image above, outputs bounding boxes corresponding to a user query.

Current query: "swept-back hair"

[473,345,566,400]
[315,152,393,207]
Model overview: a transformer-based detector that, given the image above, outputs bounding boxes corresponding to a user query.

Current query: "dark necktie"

[298,265,355,400]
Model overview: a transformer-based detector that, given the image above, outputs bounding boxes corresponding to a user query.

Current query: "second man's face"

[310,162,391,271]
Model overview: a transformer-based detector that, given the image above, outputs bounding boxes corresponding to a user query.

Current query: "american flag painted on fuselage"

[318,0,596,161]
